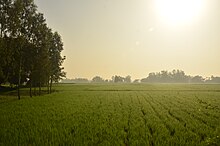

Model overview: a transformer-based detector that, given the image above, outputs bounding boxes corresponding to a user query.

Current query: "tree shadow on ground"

[0,86,57,103]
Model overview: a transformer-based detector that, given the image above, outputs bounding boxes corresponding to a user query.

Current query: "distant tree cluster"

[140,69,220,83]
[61,75,132,83]
[0,0,65,99]
[62,78,89,83]
[206,76,220,83]
[111,75,131,83]
[91,76,108,83]
[61,70,220,84]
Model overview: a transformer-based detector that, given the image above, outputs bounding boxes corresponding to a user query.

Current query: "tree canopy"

[0,0,65,99]
[140,69,218,83]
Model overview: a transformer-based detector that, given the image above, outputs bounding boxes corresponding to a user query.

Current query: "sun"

[155,0,204,25]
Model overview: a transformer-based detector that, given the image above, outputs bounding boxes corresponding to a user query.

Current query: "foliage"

[111,75,131,83]
[141,69,219,83]
[61,70,220,84]
[91,76,105,83]
[0,0,65,98]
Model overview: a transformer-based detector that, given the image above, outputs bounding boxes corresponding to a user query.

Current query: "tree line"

[61,69,220,84]
[61,75,132,83]
[140,69,220,83]
[0,0,65,99]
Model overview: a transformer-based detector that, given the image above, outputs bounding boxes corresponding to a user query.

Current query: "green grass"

[0,84,220,145]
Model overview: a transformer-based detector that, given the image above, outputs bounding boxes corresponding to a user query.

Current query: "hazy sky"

[35,0,220,80]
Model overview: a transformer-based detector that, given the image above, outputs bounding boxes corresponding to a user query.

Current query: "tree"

[113,75,124,83]
[72,78,89,83]
[92,76,105,83]
[0,0,13,84]
[191,75,204,83]
[141,69,190,83]
[133,79,140,83]
[0,0,65,99]
[206,76,220,83]
[124,75,131,83]
[160,70,170,83]
[0,38,6,84]
[10,0,38,99]
[48,31,66,93]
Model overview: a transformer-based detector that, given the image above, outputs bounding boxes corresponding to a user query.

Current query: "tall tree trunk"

[39,81,41,96]
[17,84,20,100]
[17,57,21,100]
[29,78,32,97]
[38,72,41,96]
[49,78,52,94]
[34,86,36,96]
[0,26,3,38]
[47,77,50,94]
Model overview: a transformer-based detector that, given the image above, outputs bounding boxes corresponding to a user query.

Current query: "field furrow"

[0,84,220,145]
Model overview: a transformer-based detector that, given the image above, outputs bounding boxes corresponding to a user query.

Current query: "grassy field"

[0,84,220,145]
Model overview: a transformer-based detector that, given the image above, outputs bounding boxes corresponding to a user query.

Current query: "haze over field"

[35,0,220,79]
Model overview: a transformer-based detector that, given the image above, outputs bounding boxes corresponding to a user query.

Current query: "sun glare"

[155,0,204,25]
